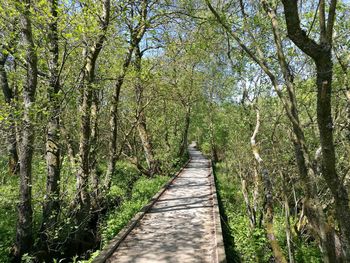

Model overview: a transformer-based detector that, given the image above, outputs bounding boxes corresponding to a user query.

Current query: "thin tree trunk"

[251,106,287,263]
[61,123,77,171]
[334,50,350,140]
[75,72,92,217]
[208,96,218,162]
[0,54,19,175]
[90,91,100,209]
[252,167,261,227]
[281,1,350,260]
[74,0,110,246]
[105,46,134,189]
[239,173,256,229]
[40,0,61,253]
[14,0,38,259]
[134,45,160,176]
[178,106,191,158]
[284,198,295,263]
[105,0,148,186]
[280,171,295,263]
[163,99,171,152]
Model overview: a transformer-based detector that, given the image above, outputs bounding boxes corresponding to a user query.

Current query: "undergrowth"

[0,158,174,263]
[214,162,322,263]
[100,175,170,246]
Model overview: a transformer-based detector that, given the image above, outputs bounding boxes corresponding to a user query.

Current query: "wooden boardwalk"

[93,145,226,263]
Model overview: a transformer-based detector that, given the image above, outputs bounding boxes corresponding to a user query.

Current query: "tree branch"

[326,0,337,43]
[281,0,324,60]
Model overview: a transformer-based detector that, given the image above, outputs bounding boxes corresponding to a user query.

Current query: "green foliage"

[295,241,322,263]
[0,171,17,262]
[215,166,271,262]
[200,142,212,156]
[78,250,100,263]
[107,185,126,203]
[110,161,140,196]
[101,199,144,244]
[21,253,36,263]
[101,175,170,246]
[1,0,349,261]
[215,163,322,263]
[131,176,169,201]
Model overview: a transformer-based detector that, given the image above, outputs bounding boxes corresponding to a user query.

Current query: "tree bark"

[0,54,19,175]
[105,47,134,189]
[105,0,148,187]
[239,172,257,229]
[14,0,38,259]
[281,1,350,260]
[251,107,287,263]
[178,105,191,158]
[279,170,295,263]
[40,0,61,253]
[334,51,350,141]
[134,45,160,176]
[207,2,339,260]
[74,0,110,245]
[90,91,101,209]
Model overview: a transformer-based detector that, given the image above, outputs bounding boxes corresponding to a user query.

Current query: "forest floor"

[105,146,218,263]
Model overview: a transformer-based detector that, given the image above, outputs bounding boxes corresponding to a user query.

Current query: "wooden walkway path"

[93,144,226,263]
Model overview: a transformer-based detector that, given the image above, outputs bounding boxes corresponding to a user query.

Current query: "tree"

[14,0,38,259]
[40,0,61,255]
[0,52,18,175]
[281,1,350,261]
[73,0,110,249]
[105,0,148,188]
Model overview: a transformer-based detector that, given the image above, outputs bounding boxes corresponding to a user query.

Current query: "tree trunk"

[163,99,171,152]
[239,174,256,229]
[316,55,350,261]
[135,45,160,176]
[75,76,92,218]
[178,106,191,158]
[279,171,295,263]
[73,0,110,249]
[264,169,287,263]
[208,97,218,162]
[0,54,19,175]
[251,107,287,263]
[40,0,61,253]
[280,1,350,259]
[105,46,134,189]
[61,123,77,172]
[342,81,350,142]
[105,0,148,185]
[90,91,100,209]
[14,0,38,259]
[335,53,350,141]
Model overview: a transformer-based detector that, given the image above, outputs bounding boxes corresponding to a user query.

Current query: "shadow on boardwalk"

[103,145,223,263]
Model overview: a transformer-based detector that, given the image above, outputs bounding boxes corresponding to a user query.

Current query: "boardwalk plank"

[98,145,226,263]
